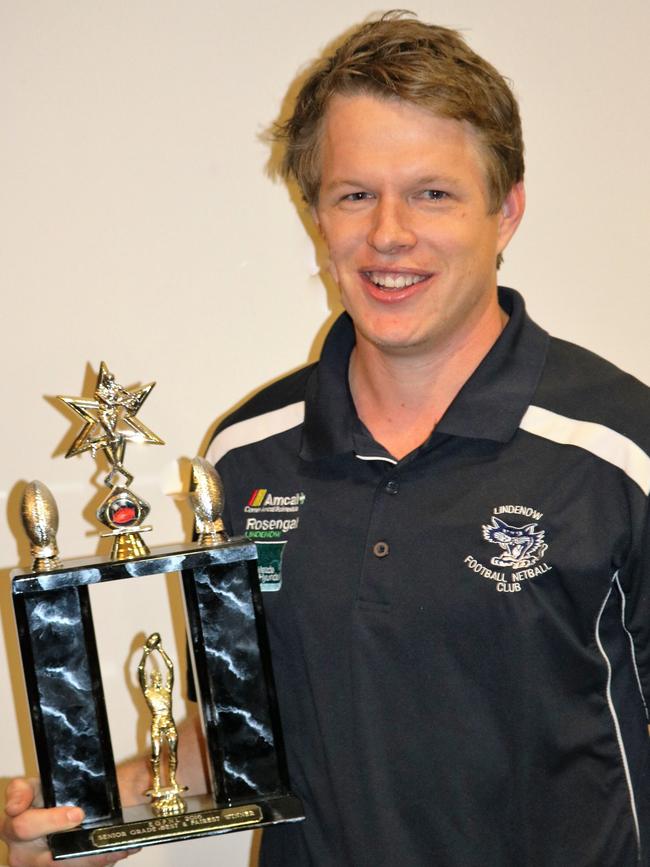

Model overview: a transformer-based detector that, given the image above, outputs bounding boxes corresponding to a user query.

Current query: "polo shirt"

[205,288,650,867]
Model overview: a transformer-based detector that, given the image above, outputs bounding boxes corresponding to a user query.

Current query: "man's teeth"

[367,272,427,289]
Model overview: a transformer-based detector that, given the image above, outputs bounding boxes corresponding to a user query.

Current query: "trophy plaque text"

[11,363,304,859]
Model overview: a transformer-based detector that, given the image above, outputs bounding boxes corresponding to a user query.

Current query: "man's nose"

[367,198,417,253]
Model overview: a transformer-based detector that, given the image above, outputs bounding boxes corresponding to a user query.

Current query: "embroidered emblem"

[255,540,287,592]
[245,490,306,513]
[243,488,306,541]
[464,504,552,593]
[241,487,306,591]
[481,517,548,569]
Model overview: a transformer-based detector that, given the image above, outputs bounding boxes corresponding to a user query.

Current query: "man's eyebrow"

[322,178,368,192]
[322,174,463,192]
[411,174,462,187]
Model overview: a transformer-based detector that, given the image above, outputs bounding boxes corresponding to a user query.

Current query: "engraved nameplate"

[91,804,263,847]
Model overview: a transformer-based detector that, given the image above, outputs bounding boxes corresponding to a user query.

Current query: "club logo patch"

[482,517,547,569]
[465,504,551,593]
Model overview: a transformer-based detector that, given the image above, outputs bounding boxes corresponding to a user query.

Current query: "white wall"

[1,2,648,865]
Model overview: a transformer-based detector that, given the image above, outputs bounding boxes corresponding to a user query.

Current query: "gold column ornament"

[20,480,61,572]
[138,633,187,816]
[58,362,164,560]
[190,457,229,546]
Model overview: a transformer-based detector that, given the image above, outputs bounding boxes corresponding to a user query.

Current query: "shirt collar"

[435,288,549,442]
[300,287,549,461]
[300,311,359,461]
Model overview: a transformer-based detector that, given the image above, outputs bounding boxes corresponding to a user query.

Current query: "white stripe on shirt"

[206,401,305,464]
[520,405,650,495]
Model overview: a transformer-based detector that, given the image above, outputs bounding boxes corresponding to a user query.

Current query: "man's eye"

[420,189,448,200]
[342,192,371,202]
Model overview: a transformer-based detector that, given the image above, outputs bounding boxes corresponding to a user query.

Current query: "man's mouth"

[365,271,430,289]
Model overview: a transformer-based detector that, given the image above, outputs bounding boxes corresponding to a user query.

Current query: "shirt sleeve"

[617,497,650,717]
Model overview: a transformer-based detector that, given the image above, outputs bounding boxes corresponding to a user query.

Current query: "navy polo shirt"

[205,288,650,867]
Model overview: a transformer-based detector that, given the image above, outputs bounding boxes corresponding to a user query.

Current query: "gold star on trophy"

[59,362,164,560]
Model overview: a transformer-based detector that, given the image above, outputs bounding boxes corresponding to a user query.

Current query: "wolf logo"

[482,517,548,569]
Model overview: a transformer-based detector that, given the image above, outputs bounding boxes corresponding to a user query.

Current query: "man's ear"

[497,181,526,254]
[310,205,322,234]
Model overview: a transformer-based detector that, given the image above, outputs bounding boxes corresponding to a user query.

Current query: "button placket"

[357,470,404,606]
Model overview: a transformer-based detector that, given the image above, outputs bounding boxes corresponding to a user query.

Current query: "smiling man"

[312,92,524,459]
[3,11,650,867]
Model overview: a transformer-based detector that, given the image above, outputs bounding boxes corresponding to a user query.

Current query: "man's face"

[312,93,524,359]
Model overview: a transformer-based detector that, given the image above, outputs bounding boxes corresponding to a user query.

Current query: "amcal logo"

[245,489,306,513]
[248,489,268,508]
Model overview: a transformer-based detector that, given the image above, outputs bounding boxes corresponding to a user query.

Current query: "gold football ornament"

[20,480,61,572]
[190,457,228,546]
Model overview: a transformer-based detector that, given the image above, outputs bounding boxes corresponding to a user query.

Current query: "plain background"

[1,2,648,865]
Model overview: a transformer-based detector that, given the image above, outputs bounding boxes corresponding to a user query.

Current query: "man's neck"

[348,303,508,460]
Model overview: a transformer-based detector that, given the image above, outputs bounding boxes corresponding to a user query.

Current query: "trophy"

[11,363,304,859]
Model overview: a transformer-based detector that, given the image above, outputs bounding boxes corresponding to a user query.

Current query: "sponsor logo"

[256,540,287,592]
[464,504,552,593]
[245,489,306,514]
[243,488,306,588]
[248,489,267,508]
[245,517,299,537]
[244,488,306,539]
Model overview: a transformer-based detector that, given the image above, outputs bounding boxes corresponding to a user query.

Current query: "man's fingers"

[2,778,138,867]
[7,804,84,842]
[4,777,83,842]
[4,778,40,816]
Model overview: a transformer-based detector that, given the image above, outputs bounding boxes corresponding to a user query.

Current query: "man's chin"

[354,323,433,357]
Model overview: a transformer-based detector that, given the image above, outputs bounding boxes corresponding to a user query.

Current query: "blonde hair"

[276,11,524,214]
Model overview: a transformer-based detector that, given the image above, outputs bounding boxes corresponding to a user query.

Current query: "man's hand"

[2,710,205,866]
[1,778,134,867]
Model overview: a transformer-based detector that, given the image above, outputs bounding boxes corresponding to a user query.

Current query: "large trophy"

[11,363,303,859]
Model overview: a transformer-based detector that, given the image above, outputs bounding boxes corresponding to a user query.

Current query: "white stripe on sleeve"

[205,401,305,465]
[520,405,650,495]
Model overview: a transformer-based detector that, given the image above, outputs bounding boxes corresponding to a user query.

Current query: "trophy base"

[145,784,189,816]
[110,529,151,560]
[47,793,305,859]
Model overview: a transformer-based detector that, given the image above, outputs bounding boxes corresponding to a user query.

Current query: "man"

[3,11,650,867]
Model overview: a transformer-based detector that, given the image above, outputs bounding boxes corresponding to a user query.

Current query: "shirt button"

[373,541,390,558]
[384,480,399,495]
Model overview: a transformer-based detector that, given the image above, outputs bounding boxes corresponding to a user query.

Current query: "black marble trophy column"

[13,585,120,823]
